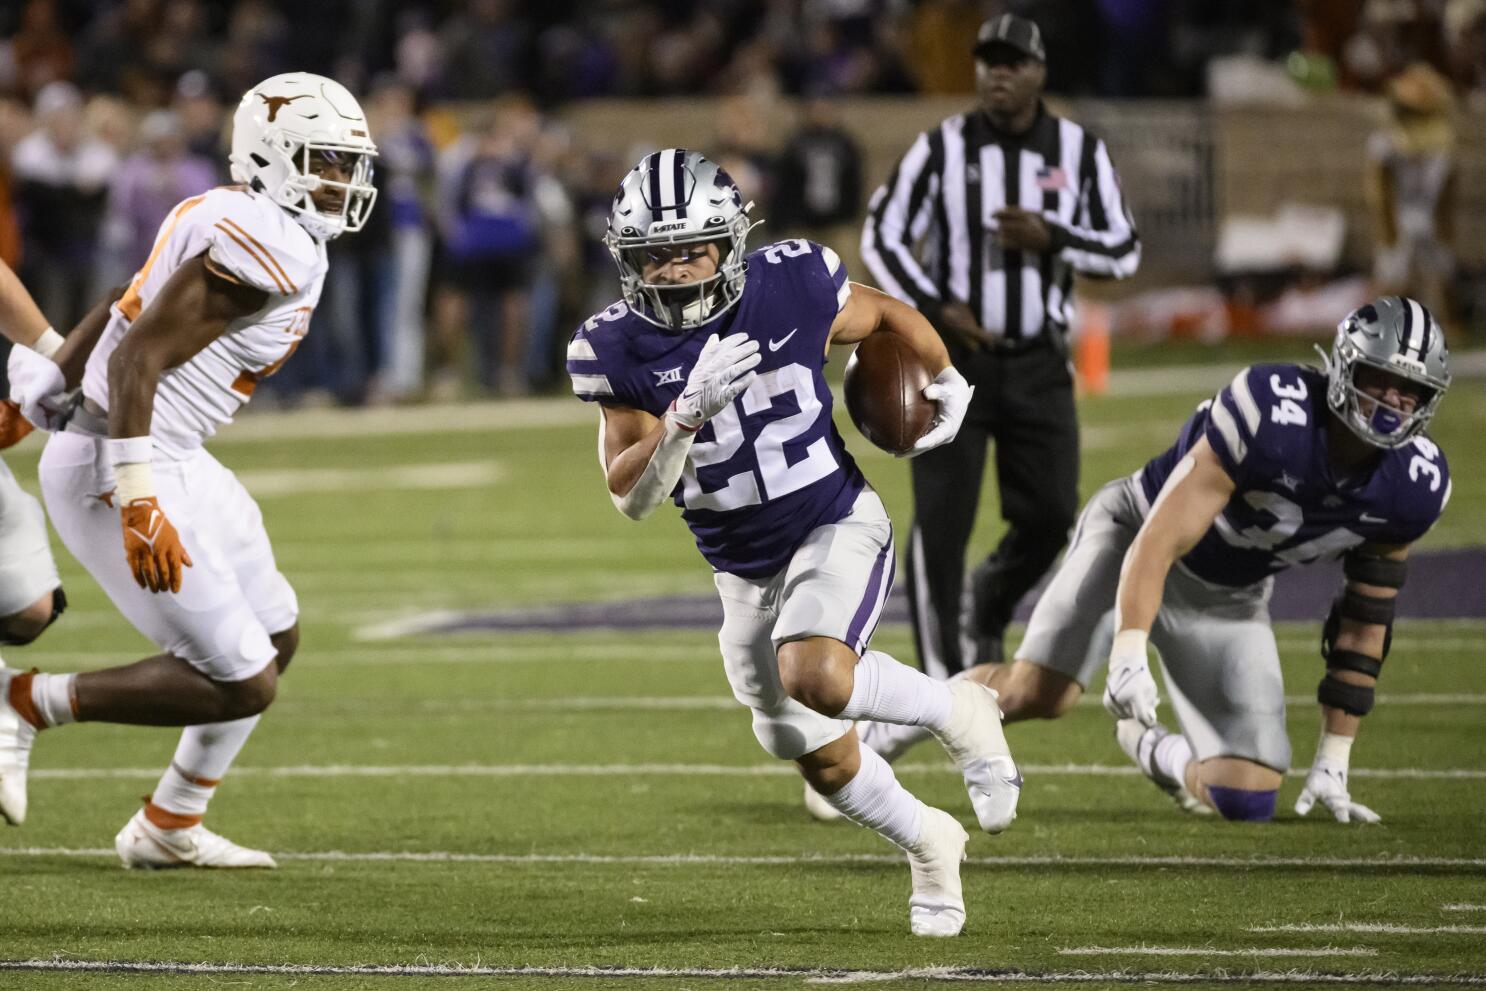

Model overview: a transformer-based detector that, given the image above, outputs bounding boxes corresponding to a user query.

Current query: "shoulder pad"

[566,302,633,403]
[202,189,324,296]
[751,238,851,312]
[1382,435,1451,542]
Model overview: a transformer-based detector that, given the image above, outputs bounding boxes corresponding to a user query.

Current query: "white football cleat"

[931,680,1021,834]
[802,780,847,822]
[1115,718,1210,815]
[904,805,969,937]
[116,809,278,869]
[0,667,37,826]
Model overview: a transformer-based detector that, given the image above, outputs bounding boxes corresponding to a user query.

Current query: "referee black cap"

[972,14,1045,63]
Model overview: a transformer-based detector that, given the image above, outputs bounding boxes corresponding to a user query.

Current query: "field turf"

[1,355,1483,990]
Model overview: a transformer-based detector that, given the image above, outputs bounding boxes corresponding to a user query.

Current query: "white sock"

[859,669,975,761]
[31,673,76,727]
[1142,728,1193,789]
[149,715,261,819]
[837,650,953,732]
[858,719,930,763]
[822,743,924,849]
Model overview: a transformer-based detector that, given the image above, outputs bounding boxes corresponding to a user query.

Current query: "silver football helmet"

[1319,296,1450,448]
[605,149,755,332]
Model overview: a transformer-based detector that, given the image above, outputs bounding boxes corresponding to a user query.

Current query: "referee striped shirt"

[861,105,1139,343]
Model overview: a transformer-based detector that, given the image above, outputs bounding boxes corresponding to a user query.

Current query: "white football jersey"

[82,186,328,459]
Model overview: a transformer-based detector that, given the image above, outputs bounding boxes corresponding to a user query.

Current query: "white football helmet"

[229,73,378,241]
[605,149,755,332]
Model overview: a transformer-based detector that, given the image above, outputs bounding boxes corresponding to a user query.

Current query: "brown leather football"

[843,333,935,456]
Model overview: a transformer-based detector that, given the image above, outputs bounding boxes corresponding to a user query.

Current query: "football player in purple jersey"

[850,297,1450,824]
[567,149,1018,937]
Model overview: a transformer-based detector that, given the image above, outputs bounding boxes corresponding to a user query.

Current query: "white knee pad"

[749,698,850,761]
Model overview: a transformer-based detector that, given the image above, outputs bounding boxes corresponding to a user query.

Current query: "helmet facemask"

[1320,297,1450,449]
[1323,342,1443,449]
[610,226,749,333]
[271,140,378,241]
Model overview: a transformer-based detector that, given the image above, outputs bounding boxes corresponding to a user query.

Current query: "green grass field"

[1,354,1483,990]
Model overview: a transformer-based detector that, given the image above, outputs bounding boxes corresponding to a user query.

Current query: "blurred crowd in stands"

[0,0,1482,404]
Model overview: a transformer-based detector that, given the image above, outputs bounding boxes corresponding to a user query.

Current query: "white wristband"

[106,436,153,466]
[1316,731,1354,765]
[32,327,64,360]
[1112,628,1148,661]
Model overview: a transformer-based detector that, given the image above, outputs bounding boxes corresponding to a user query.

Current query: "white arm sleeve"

[599,409,697,521]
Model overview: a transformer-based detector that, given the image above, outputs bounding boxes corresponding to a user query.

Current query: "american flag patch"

[1035,166,1069,191]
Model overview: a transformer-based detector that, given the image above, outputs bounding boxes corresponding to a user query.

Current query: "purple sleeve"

[1383,437,1451,545]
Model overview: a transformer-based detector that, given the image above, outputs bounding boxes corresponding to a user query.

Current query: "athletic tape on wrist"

[1316,731,1354,765]
[32,327,65,360]
[113,462,155,506]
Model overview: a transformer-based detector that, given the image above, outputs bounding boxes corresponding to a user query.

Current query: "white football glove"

[668,333,761,431]
[1103,629,1161,728]
[907,365,973,456]
[1295,733,1380,824]
[6,341,66,430]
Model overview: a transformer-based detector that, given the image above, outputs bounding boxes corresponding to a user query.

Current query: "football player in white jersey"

[0,73,376,868]
[0,258,85,646]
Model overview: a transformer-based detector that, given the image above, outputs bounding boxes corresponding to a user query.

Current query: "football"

[843,333,936,455]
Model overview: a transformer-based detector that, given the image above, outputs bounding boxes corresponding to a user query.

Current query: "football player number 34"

[681,363,836,511]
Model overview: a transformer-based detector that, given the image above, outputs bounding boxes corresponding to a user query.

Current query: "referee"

[861,14,1140,680]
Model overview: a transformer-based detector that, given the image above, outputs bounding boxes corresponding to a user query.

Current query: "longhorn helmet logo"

[259,93,310,122]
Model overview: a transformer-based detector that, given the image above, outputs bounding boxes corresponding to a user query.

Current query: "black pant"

[905,337,1080,678]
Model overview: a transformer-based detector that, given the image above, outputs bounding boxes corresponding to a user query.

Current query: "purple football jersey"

[567,238,866,578]
[1139,364,1451,587]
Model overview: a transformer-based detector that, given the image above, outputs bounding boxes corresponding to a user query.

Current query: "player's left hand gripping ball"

[121,497,193,594]
[908,366,973,456]
[1295,755,1380,824]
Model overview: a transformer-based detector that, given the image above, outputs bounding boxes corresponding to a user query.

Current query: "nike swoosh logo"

[768,329,798,352]
[1359,513,1388,524]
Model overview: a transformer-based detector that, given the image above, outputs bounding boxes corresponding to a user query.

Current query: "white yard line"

[0,959,1482,985]
[236,462,503,496]
[25,761,1486,781]
[1249,924,1486,936]
[1058,947,1377,958]
[2,848,1483,869]
[1443,905,1486,912]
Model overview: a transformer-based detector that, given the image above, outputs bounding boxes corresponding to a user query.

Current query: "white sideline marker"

[1250,924,1486,936]
[3,848,1485,870]
[2,960,1484,985]
[1059,947,1377,958]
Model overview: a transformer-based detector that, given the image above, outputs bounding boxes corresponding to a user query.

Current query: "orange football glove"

[121,497,193,594]
[0,400,34,450]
